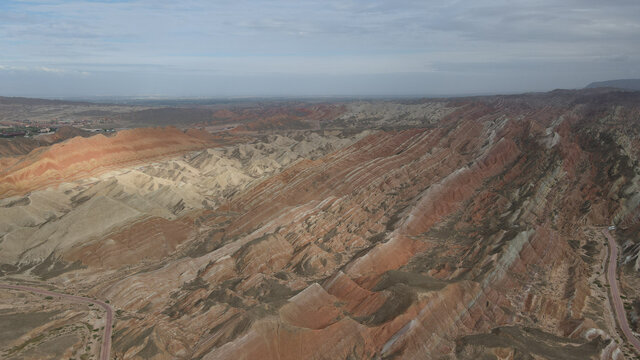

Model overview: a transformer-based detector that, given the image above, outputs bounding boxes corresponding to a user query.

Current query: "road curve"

[603,228,640,354]
[0,284,113,360]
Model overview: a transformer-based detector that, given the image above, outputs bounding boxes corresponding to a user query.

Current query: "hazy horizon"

[1,0,639,97]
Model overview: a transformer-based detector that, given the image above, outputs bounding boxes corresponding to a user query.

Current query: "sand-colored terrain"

[1,89,640,359]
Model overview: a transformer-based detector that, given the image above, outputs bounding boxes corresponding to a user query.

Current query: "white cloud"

[38,66,66,73]
[0,0,638,95]
[0,64,89,76]
[0,65,28,71]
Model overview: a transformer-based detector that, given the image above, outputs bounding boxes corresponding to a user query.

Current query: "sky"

[0,0,639,97]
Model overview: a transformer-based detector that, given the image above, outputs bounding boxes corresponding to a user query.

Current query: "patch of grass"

[0,310,61,349]
[9,333,45,354]
[456,326,606,360]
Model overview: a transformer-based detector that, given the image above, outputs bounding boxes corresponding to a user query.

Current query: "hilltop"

[586,79,640,91]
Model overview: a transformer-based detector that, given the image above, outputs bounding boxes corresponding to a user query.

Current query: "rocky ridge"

[1,89,640,359]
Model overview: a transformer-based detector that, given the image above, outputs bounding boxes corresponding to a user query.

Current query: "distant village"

[0,118,116,138]
[0,125,55,138]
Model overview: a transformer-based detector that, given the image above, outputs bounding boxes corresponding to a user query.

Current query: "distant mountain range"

[586,79,640,91]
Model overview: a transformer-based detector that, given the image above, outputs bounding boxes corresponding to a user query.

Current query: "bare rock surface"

[2,89,640,359]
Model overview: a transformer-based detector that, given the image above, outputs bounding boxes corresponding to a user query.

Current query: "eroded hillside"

[1,89,640,359]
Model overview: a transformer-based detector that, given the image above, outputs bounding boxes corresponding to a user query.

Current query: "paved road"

[603,228,640,354]
[0,284,113,360]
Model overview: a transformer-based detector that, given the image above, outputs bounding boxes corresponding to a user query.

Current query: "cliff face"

[1,90,640,359]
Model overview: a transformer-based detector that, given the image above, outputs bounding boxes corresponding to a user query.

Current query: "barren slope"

[2,90,640,359]
[0,126,221,197]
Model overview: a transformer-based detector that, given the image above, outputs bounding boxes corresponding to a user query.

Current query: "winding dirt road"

[603,228,640,354]
[0,284,113,360]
